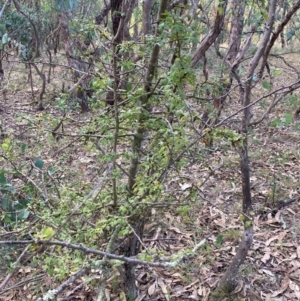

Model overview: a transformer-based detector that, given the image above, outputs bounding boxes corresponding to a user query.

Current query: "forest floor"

[0,54,300,301]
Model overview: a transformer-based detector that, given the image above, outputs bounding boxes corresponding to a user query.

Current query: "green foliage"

[262,80,272,90]
[285,94,300,110]
[214,128,245,146]
[34,157,44,169]
[1,138,12,154]
[216,234,223,246]
[223,228,242,243]
[1,0,285,296]
[286,25,300,41]
[0,170,31,225]
[270,113,293,128]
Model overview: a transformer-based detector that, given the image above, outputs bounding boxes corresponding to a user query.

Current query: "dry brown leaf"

[105,289,110,301]
[275,211,281,222]
[297,246,300,259]
[286,208,296,215]
[179,183,192,190]
[272,274,290,297]
[265,231,287,246]
[184,279,200,290]
[260,269,274,277]
[197,285,204,296]
[148,282,156,296]
[277,230,287,243]
[157,277,169,300]
[190,286,199,300]
[281,243,295,247]
[24,266,31,274]
[291,260,300,269]
[289,280,300,292]
[261,252,271,264]
[232,279,244,294]
[295,291,300,299]
[134,292,146,301]
[169,227,182,234]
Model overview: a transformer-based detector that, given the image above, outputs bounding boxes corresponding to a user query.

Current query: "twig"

[0,0,10,20]
[0,245,30,290]
[0,274,45,294]
[0,154,45,198]
[0,237,206,269]
[261,198,298,220]
[35,267,90,301]
[58,282,85,301]
[127,223,148,252]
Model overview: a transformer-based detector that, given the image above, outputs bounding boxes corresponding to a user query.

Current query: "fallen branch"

[35,267,90,301]
[0,236,207,269]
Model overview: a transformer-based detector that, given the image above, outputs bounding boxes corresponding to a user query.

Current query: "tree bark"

[123,1,168,299]
[123,0,137,41]
[95,3,111,25]
[217,0,277,294]
[226,0,245,65]
[258,0,300,79]
[143,0,153,36]
[59,13,89,112]
[191,0,228,68]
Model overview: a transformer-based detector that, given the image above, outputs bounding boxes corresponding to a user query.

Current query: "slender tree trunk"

[122,1,168,299]
[143,0,153,36]
[216,0,277,294]
[105,0,123,105]
[191,0,228,68]
[59,13,89,112]
[258,0,300,79]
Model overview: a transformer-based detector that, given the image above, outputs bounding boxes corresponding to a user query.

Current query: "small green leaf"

[18,210,30,219]
[245,221,252,228]
[262,80,272,90]
[2,33,8,44]
[284,113,293,126]
[21,143,27,153]
[125,83,132,91]
[216,234,223,245]
[273,69,282,76]
[34,157,44,169]
[270,118,281,127]
[16,199,30,209]
[38,227,55,240]
[1,138,11,151]
[1,197,10,210]
[0,170,7,184]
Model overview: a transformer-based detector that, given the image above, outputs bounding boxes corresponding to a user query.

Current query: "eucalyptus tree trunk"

[216,0,277,294]
[213,0,246,118]
[123,0,137,41]
[143,0,153,36]
[191,0,228,68]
